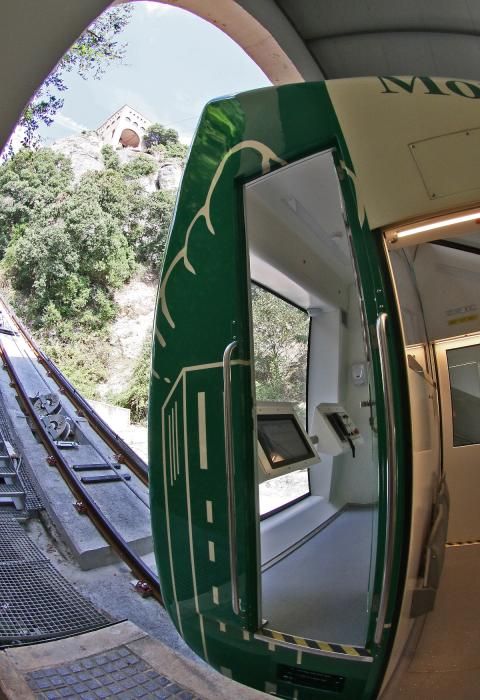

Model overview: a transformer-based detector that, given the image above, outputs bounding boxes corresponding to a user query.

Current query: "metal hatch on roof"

[409,128,480,200]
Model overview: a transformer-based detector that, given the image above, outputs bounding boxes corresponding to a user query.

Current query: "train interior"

[380,217,480,694]
[243,150,379,646]
[388,225,480,545]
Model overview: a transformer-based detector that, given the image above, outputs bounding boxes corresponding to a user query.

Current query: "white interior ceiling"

[244,151,351,311]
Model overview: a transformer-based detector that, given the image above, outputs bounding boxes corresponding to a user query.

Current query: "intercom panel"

[311,403,363,456]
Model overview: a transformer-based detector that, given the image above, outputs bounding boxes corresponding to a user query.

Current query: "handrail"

[223,340,240,615]
[374,312,397,644]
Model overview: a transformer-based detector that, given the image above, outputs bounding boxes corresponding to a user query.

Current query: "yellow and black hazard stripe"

[447,539,480,547]
[259,628,371,660]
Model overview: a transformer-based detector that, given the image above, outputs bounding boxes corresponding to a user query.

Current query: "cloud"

[142,2,173,15]
[55,113,89,133]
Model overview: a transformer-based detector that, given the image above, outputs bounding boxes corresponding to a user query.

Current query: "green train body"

[149,77,480,698]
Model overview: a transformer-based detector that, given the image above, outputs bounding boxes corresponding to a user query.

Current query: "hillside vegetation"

[0,126,179,404]
[0,131,308,424]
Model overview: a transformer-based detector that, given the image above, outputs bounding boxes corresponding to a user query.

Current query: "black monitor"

[257,402,319,479]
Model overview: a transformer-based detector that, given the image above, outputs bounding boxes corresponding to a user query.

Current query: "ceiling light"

[386,207,480,248]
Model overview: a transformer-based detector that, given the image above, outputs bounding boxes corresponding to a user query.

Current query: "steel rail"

[0,295,149,485]
[0,344,162,602]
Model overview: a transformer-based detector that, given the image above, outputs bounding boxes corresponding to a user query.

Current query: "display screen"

[257,414,315,469]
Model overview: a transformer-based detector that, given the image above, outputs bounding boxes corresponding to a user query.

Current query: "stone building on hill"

[96,105,151,151]
[50,105,183,191]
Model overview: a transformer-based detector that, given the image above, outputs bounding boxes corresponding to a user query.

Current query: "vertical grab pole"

[223,340,240,615]
[374,312,397,644]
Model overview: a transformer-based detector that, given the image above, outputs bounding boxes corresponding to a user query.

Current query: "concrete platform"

[0,621,269,700]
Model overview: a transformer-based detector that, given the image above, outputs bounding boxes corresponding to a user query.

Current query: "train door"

[244,149,381,649]
[434,336,480,542]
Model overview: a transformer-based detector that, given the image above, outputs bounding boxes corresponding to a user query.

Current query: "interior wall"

[307,309,342,498]
[329,284,377,506]
[413,244,480,341]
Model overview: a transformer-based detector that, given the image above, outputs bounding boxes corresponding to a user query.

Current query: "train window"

[251,284,310,516]
[244,150,379,646]
[447,344,480,446]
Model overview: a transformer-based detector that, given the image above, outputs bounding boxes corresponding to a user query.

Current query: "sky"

[38,1,271,146]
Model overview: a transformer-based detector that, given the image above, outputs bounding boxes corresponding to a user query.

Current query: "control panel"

[310,403,363,457]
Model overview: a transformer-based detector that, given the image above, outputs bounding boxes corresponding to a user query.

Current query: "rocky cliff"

[51,130,183,192]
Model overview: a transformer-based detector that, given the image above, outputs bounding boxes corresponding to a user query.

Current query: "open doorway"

[244,150,379,646]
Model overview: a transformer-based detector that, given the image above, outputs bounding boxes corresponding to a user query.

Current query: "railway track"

[0,296,149,485]
[0,295,161,602]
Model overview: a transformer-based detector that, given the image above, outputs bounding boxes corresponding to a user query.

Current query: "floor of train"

[384,543,480,699]
[262,505,373,646]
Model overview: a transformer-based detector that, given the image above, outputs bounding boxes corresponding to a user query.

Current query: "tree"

[2,149,136,327]
[121,153,156,179]
[137,190,175,268]
[251,285,309,413]
[15,5,134,150]
[0,148,73,255]
[115,338,151,423]
[101,144,120,171]
[143,123,180,152]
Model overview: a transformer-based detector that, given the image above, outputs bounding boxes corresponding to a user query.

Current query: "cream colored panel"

[327,77,480,229]
[410,128,480,199]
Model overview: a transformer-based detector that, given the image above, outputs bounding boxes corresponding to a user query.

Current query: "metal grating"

[0,387,44,511]
[0,516,45,562]
[0,482,23,495]
[0,561,112,643]
[26,646,203,699]
[17,461,44,511]
[0,515,112,646]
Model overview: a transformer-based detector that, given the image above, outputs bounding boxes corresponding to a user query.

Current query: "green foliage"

[14,6,134,150]
[41,330,111,398]
[114,338,151,423]
[101,145,120,171]
[147,140,188,161]
[251,285,309,412]
[143,123,180,152]
[0,148,72,254]
[0,137,179,412]
[1,148,137,327]
[122,153,156,179]
[137,190,175,268]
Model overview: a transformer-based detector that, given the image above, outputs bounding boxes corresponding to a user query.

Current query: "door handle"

[374,313,397,644]
[223,340,240,615]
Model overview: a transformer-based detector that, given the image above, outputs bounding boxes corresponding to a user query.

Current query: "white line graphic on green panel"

[156,140,286,338]
[161,374,185,637]
[160,361,249,660]
[197,392,208,470]
[340,160,367,227]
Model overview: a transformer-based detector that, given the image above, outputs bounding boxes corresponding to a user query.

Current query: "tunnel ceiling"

[238,0,480,81]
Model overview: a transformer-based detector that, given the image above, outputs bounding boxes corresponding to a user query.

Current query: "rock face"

[157,160,183,191]
[51,132,105,181]
[51,130,183,192]
[50,126,184,412]
[96,269,158,400]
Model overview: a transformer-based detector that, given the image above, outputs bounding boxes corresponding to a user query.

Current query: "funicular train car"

[149,76,480,698]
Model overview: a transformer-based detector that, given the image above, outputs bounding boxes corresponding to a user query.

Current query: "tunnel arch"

[1,0,321,152]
